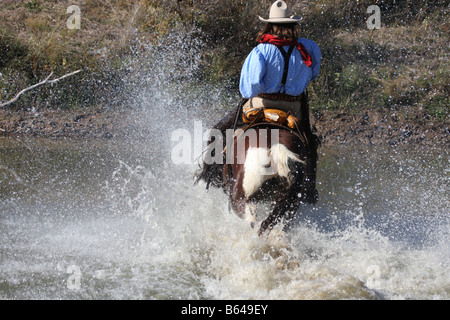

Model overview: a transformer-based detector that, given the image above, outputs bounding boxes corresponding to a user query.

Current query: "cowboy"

[200,0,320,203]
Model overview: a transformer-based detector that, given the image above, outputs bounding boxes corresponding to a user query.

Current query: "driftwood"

[0,70,82,108]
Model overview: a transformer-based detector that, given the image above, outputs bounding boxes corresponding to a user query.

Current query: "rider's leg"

[300,91,319,204]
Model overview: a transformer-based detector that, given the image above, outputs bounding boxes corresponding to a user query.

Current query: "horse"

[195,117,314,236]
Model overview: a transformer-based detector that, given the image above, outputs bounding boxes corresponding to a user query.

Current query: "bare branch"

[0,70,82,108]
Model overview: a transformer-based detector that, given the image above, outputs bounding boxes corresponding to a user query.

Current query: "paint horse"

[195,105,316,236]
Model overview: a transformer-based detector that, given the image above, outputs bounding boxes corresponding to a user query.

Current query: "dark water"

[1,135,448,300]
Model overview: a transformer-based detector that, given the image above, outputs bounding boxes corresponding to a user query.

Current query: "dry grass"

[0,0,148,107]
[0,0,448,122]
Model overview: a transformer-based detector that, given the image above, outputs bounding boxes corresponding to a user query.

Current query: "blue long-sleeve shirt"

[239,38,321,98]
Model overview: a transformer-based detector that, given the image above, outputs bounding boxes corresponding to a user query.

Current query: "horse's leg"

[244,200,257,228]
[228,163,258,229]
[258,163,304,236]
[229,164,247,218]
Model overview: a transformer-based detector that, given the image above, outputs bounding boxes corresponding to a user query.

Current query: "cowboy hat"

[259,0,301,24]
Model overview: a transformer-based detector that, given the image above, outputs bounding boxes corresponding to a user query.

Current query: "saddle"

[242,107,299,130]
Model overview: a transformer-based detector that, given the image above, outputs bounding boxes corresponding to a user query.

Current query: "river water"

[1,28,448,300]
[0,130,448,300]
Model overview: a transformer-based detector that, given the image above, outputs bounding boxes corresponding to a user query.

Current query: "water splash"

[0,28,448,300]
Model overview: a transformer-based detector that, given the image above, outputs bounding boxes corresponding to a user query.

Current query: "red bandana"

[259,34,312,67]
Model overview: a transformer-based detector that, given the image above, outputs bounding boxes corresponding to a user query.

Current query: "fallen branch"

[0,70,82,108]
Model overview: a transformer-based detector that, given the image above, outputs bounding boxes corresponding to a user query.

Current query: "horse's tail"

[242,143,305,198]
[269,143,305,186]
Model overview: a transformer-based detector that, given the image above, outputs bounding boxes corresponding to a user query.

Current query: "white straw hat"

[258,0,301,24]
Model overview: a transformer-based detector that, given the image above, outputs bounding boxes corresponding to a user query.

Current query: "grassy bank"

[0,0,448,125]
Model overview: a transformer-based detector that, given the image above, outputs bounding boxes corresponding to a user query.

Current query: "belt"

[258,93,303,102]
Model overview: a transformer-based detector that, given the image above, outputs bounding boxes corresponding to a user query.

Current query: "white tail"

[243,144,305,198]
